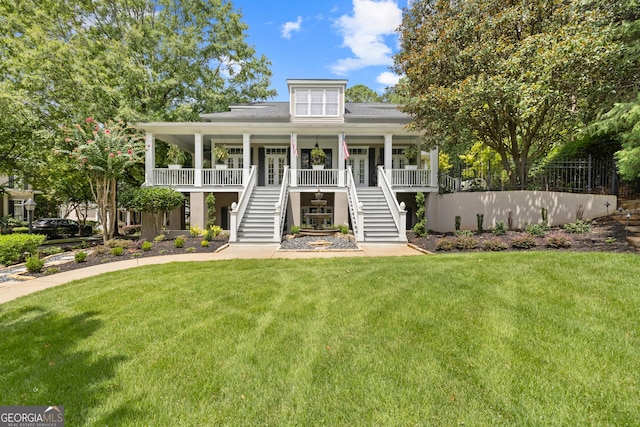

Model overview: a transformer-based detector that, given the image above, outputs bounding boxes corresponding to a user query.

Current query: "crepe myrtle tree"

[59,118,145,243]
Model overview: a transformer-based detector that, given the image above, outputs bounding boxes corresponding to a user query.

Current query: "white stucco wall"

[425,191,617,233]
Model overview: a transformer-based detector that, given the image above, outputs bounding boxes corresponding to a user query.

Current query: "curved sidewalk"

[0,243,425,304]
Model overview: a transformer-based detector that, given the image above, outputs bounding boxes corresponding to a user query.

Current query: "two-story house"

[135,79,439,242]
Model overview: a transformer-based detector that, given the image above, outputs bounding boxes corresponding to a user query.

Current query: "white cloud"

[376,71,401,87]
[331,0,402,75]
[281,16,303,39]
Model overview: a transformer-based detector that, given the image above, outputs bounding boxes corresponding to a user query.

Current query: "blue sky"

[232,0,410,101]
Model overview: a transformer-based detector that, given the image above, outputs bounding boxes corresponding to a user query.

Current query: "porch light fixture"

[24,198,36,234]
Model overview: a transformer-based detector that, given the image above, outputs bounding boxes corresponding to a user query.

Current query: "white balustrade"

[153,168,195,186]
[296,169,340,187]
[203,168,243,186]
[391,169,431,187]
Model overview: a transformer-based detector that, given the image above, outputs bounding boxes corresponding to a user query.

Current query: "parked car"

[31,218,93,238]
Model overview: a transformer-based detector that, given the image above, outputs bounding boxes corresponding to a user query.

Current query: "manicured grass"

[1,252,638,425]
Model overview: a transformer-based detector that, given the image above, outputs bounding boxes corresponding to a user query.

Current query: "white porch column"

[144,132,155,186]
[243,133,251,183]
[430,147,439,188]
[290,133,298,187]
[194,132,203,187]
[338,132,345,187]
[384,134,393,182]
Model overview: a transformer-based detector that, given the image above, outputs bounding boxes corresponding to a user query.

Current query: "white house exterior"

[135,79,439,242]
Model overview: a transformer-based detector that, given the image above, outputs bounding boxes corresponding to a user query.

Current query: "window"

[295,89,340,117]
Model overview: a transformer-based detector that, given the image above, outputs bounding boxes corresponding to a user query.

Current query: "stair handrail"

[274,166,290,240]
[377,166,407,241]
[229,165,257,242]
[346,166,364,241]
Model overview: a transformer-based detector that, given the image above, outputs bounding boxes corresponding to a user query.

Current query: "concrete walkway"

[0,243,425,305]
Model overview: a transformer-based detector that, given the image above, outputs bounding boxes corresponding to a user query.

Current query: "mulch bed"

[408,215,638,254]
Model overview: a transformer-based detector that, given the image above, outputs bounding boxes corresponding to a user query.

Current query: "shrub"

[526,223,548,237]
[174,237,185,248]
[25,255,45,273]
[12,227,30,234]
[44,267,60,275]
[75,251,88,263]
[0,234,46,266]
[483,238,508,251]
[454,215,461,231]
[131,252,142,258]
[204,225,223,241]
[111,246,124,256]
[106,239,133,249]
[510,235,537,249]
[189,225,205,237]
[201,240,209,247]
[186,247,195,253]
[563,219,591,234]
[454,236,479,250]
[154,234,166,243]
[290,225,300,235]
[338,224,349,234]
[435,238,455,251]
[41,246,64,256]
[476,213,484,232]
[492,221,507,236]
[159,249,168,255]
[413,192,427,237]
[454,229,474,237]
[546,235,572,248]
[141,241,153,251]
[93,246,108,256]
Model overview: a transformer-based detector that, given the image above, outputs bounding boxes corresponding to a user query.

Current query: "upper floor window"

[295,89,340,117]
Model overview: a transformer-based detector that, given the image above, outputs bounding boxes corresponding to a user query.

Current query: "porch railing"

[203,168,244,186]
[378,166,407,242]
[153,168,195,186]
[392,169,431,187]
[346,166,364,242]
[275,166,290,240]
[229,166,257,242]
[296,169,341,187]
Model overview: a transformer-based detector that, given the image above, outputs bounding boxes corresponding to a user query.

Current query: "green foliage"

[454,236,479,250]
[290,225,300,235]
[44,267,60,275]
[454,215,462,231]
[546,235,573,248]
[0,234,46,266]
[476,213,485,232]
[141,241,153,251]
[404,145,419,165]
[395,0,626,186]
[154,234,166,243]
[563,220,592,234]
[413,192,427,237]
[483,239,508,251]
[25,255,45,273]
[435,238,455,251]
[174,237,185,248]
[214,145,229,164]
[526,223,549,237]
[311,147,326,165]
[200,240,209,248]
[106,239,133,249]
[111,247,124,256]
[11,227,29,234]
[204,225,223,241]
[167,144,187,165]
[337,224,349,234]
[75,251,88,263]
[455,230,474,238]
[492,221,508,236]
[541,208,548,226]
[123,187,184,214]
[206,194,216,228]
[345,84,382,102]
[41,246,63,256]
[510,235,537,249]
[189,225,205,237]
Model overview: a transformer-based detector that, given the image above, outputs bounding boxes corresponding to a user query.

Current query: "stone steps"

[617,199,640,250]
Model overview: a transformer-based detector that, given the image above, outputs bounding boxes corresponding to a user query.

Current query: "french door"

[347,148,368,186]
[265,147,288,186]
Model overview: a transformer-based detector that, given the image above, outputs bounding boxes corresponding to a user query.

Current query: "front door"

[347,148,368,187]
[265,147,288,186]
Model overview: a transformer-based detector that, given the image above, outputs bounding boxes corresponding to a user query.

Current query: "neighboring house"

[135,79,439,242]
[0,175,35,222]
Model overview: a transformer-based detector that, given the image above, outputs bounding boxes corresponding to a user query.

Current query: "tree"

[122,187,184,238]
[61,119,146,243]
[345,84,382,103]
[394,0,625,186]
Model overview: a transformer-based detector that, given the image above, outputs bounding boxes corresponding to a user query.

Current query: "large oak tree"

[394,0,626,186]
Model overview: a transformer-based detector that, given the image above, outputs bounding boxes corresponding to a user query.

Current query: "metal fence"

[440,155,633,196]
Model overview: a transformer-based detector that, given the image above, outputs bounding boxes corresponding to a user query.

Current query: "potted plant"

[214,145,229,169]
[404,145,419,169]
[311,147,326,169]
[167,144,186,169]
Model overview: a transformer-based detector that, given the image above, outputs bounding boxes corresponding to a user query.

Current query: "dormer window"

[294,88,340,117]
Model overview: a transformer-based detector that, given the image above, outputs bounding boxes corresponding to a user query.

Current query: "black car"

[32,218,93,238]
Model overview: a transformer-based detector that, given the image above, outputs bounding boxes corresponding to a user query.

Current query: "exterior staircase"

[357,187,400,241]
[236,187,280,242]
[616,199,640,250]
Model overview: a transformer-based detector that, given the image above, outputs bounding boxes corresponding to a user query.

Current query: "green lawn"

[1,252,638,425]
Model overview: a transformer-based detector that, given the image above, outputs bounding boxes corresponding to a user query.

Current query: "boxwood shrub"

[0,234,46,266]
